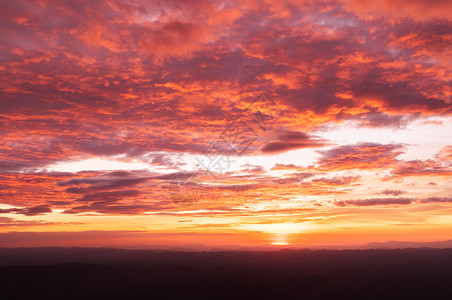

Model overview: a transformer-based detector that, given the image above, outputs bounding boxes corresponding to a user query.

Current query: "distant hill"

[366,239,452,249]
[2,247,452,299]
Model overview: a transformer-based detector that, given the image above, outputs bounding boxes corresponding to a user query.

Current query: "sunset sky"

[1,0,452,248]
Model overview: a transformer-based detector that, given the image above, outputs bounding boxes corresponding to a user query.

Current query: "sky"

[0,0,452,248]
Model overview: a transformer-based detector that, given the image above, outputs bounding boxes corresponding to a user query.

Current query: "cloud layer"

[1,0,452,246]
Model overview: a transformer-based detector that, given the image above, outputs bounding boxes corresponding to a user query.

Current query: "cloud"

[63,201,172,215]
[380,189,406,196]
[0,205,52,216]
[54,171,204,214]
[419,197,452,203]
[271,164,306,172]
[275,173,315,184]
[317,143,405,171]
[335,198,413,206]
[436,146,452,162]
[0,217,78,227]
[1,0,452,221]
[260,131,329,154]
[76,190,141,203]
[153,172,201,181]
[392,160,452,177]
[350,112,419,129]
[343,0,452,21]
[237,164,266,174]
[311,176,361,186]
[57,171,151,191]
[140,20,211,59]
[335,196,452,206]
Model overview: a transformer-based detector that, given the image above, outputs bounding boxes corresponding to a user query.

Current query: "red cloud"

[343,0,452,21]
[1,0,452,219]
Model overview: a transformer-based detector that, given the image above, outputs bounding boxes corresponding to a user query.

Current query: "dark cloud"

[76,190,141,203]
[153,172,201,181]
[0,205,52,216]
[57,172,150,191]
[380,189,406,196]
[419,197,452,203]
[335,196,452,206]
[260,131,329,154]
[335,198,413,206]
[350,112,420,129]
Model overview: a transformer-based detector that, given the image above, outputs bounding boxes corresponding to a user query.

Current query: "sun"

[239,222,312,246]
[271,234,290,245]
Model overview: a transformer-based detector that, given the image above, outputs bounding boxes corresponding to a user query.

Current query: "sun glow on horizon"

[271,234,290,245]
[239,223,313,245]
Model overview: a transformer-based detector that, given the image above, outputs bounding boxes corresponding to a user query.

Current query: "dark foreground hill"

[1,247,452,299]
